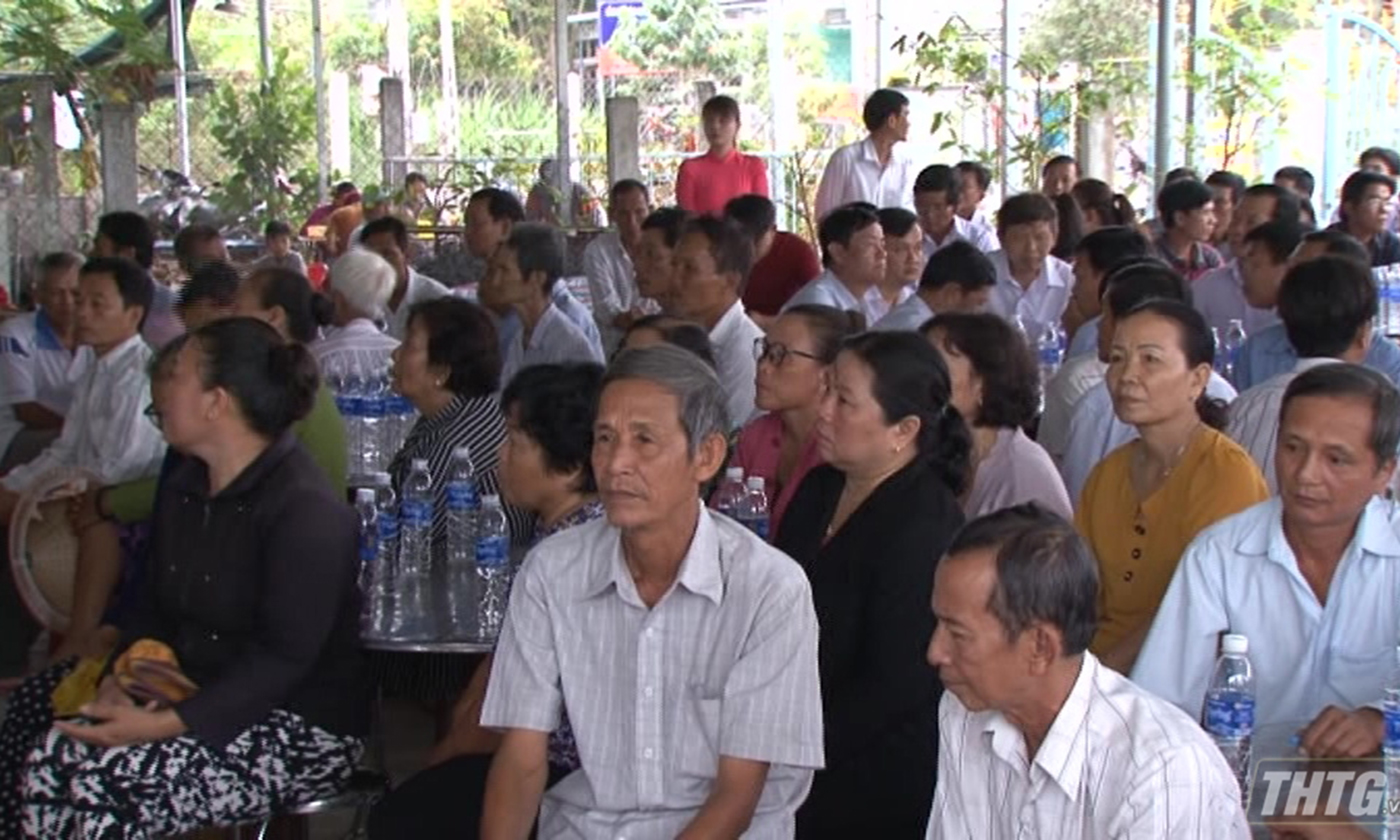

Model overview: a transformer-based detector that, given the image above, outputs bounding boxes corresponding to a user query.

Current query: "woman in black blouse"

[776,330,970,840]
[19,317,367,839]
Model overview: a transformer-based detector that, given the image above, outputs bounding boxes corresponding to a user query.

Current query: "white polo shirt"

[0,311,85,456]
[984,251,1074,342]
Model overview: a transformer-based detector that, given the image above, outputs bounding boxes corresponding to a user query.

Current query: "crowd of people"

[0,85,1396,839]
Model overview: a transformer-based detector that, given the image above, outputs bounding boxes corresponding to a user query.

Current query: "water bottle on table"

[395,459,434,638]
[713,467,745,520]
[1222,319,1247,386]
[474,495,511,642]
[1383,645,1400,835]
[353,488,378,630]
[361,367,389,473]
[367,472,399,638]
[444,446,482,637]
[737,476,771,540]
[1204,633,1255,800]
[1036,323,1063,400]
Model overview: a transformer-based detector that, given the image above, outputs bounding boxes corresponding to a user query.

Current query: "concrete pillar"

[28,82,61,254]
[606,96,641,188]
[380,78,407,191]
[99,101,140,213]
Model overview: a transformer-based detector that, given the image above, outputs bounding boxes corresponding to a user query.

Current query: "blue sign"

[599,0,645,45]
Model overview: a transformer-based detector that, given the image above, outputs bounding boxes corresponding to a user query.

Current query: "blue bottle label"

[359,533,377,564]
[362,397,386,420]
[377,516,399,543]
[401,499,433,528]
[1385,702,1400,749]
[475,535,508,569]
[752,517,770,540]
[1205,692,1255,739]
[446,480,480,512]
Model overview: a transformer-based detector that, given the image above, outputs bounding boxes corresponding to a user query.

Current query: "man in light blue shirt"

[1134,364,1400,759]
[1062,227,1152,361]
[871,240,995,332]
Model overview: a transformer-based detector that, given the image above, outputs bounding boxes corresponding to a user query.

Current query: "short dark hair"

[80,256,154,329]
[96,211,155,269]
[38,251,83,281]
[1341,169,1397,210]
[1359,146,1400,176]
[723,194,777,244]
[1281,363,1400,467]
[1164,166,1200,183]
[913,164,962,202]
[360,215,410,252]
[862,88,909,133]
[333,181,357,197]
[1277,255,1376,358]
[701,95,741,122]
[1051,193,1084,261]
[782,304,863,364]
[1119,299,1228,429]
[264,220,293,238]
[925,313,1040,429]
[622,315,717,368]
[1205,170,1247,204]
[955,160,991,192]
[1300,228,1371,266]
[1274,165,1316,198]
[468,187,526,223]
[243,266,335,343]
[1156,178,1215,229]
[1242,221,1303,264]
[505,222,567,292]
[839,331,972,495]
[818,203,881,266]
[1075,226,1151,276]
[641,207,692,249]
[407,297,501,397]
[996,192,1057,235]
[1042,155,1077,174]
[1240,183,1302,228]
[178,260,241,312]
[681,215,754,281]
[919,240,997,293]
[945,503,1099,656]
[1071,180,1136,227]
[173,224,225,275]
[877,207,919,238]
[501,362,605,493]
[610,178,649,205]
[405,171,428,187]
[174,317,320,438]
[1103,260,1191,314]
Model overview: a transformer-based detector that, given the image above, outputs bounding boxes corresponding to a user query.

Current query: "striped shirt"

[927,653,1249,839]
[1225,357,1342,493]
[386,393,532,551]
[482,502,825,839]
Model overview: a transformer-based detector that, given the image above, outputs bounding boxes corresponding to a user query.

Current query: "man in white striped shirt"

[482,346,824,840]
[926,505,1248,839]
[311,247,400,376]
[1227,256,1371,493]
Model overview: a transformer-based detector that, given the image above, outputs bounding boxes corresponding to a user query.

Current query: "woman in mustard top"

[1076,299,1267,674]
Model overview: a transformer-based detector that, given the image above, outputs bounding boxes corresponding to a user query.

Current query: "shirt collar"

[525,303,563,350]
[1237,496,1400,562]
[338,318,384,336]
[33,310,65,352]
[995,253,1065,290]
[708,298,746,341]
[583,501,725,607]
[980,655,1097,801]
[94,333,148,370]
[819,269,862,308]
[1291,357,1344,375]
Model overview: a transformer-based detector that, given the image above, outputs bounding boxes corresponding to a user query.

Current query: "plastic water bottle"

[361,367,388,473]
[367,472,399,638]
[1386,265,1400,337]
[1037,323,1063,384]
[713,467,746,520]
[329,361,360,476]
[1383,645,1400,836]
[399,459,434,578]
[1203,633,1255,799]
[474,494,511,642]
[386,389,416,456]
[737,476,771,540]
[1375,267,1389,336]
[1223,319,1248,387]
[354,488,378,625]
[444,447,482,637]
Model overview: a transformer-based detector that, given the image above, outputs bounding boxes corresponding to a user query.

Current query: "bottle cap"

[726,467,744,481]
[370,472,392,486]
[453,446,473,460]
[355,488,375,504]
[483,494,501,507]
[745,476,765,490]
[411,458,429,470]
[1221,633,1248,654]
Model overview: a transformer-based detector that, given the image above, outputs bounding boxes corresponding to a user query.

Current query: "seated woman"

[1076,299,1268,674]
[731,304,859,538]
[922,312,1073,519]
[19,317,368,839]
[367,362,606,840]
[776,331,969,839]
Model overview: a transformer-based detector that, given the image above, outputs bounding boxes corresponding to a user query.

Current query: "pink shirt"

[675,149,770,216]
[731,412,825,540]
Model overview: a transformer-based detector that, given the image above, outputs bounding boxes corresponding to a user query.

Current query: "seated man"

[1135,363,1400,759]
[0,257,166,522]
[1153,178,1224,281]
[172,223,229,281]
[670,215,764,428]
[1191,184,1300,339]
[486,222,605,386]
[1058,225,1149,361]
[90,212,177,349]
[1227,256,1372,492]
[913,164,999,258]
[872,240,995,332]
[583,179,653,352]
[174,260,241,332]
[782,202,885,326]
[251,220,308,276]
[928,504,1249,838]
[869,207,922,323]
[984,192,1074,342]
[481,344,824,839]
[632,207,692,318]
[311,247,400,375]
[725,194,820,327]
[359,215,450,339]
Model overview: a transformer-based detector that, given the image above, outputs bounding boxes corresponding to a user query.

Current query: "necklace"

[1136,423,1202,483]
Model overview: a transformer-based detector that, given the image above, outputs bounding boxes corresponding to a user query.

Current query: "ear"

[892,414,922,452]
[1189,362,1212,400]
[692,432,729,485]
[1024,622,1064,675]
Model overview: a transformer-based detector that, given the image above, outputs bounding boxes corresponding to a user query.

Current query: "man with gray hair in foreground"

[925,504,1248,839]
[481,344,825,839]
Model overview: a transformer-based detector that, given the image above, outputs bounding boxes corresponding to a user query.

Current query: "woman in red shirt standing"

[675,95,769,216]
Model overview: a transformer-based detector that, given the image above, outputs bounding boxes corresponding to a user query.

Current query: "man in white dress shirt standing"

[872,241,996,332]
[583,179,654,352]
[1136,364,1400,761]
[984,192,1074,342]
[360,216,450,340]
[813,89,916,220]
[782,203,886,326]
[671,216,765,428]
[926,504,1249,839]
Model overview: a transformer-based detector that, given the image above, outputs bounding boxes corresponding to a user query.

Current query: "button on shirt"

[1226,358,1342,493]
[708,299,765,429]
[3,333,165,493]
[583,231,647,352]
[921,216,1000,259]
[928,653,1249,840]
[781,269,863,318]
[481,505,825,840]
[385,269,450,340]
[1192,261,1279,339]
[501,303,606,387]
[985,251,1073,343]
[813,137,917,220]
[1235,322,1400,390]
[311,318,400,376]
[1133,496,1400,729]
[0,311,84,456]
[872,294,934,332]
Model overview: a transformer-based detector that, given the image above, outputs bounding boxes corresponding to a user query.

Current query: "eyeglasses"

[753,337,821,366]
[143,403,163,430]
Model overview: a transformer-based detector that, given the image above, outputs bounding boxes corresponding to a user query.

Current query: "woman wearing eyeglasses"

[728,305,860,539]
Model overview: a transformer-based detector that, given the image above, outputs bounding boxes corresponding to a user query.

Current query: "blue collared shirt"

[1065,316,1099,362]
[1133,496,1400,728]
[495,284,604,362]
[1234,323,1400,390]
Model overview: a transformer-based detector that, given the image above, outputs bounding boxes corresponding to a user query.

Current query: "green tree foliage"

[1022,0,1153,103]
[406,0,541,85]
[611,0,742,79]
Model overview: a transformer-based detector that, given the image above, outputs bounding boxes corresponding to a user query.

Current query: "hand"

[1298,706,1383,758]
[93,675,135,708]
[54,701,185,748]
[66,487,104,532]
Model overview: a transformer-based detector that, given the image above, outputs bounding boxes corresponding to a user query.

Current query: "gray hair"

[506,222,566,293]
[331,248,396,318]
[1281,363,1400,466]
[946,504,1099,656]
[604,344,730,455]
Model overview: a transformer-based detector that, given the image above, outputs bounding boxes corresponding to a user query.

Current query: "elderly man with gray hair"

[310,247,401,375]
[481,344,825,840]
[926,504,1248,839]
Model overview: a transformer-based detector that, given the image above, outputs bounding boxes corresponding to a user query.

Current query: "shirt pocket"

[1329,645,1392,709]
[676,687,723,781]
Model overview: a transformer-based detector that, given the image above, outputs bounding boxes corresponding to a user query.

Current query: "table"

[361,638,493,655]
[1246,720,1385,838]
